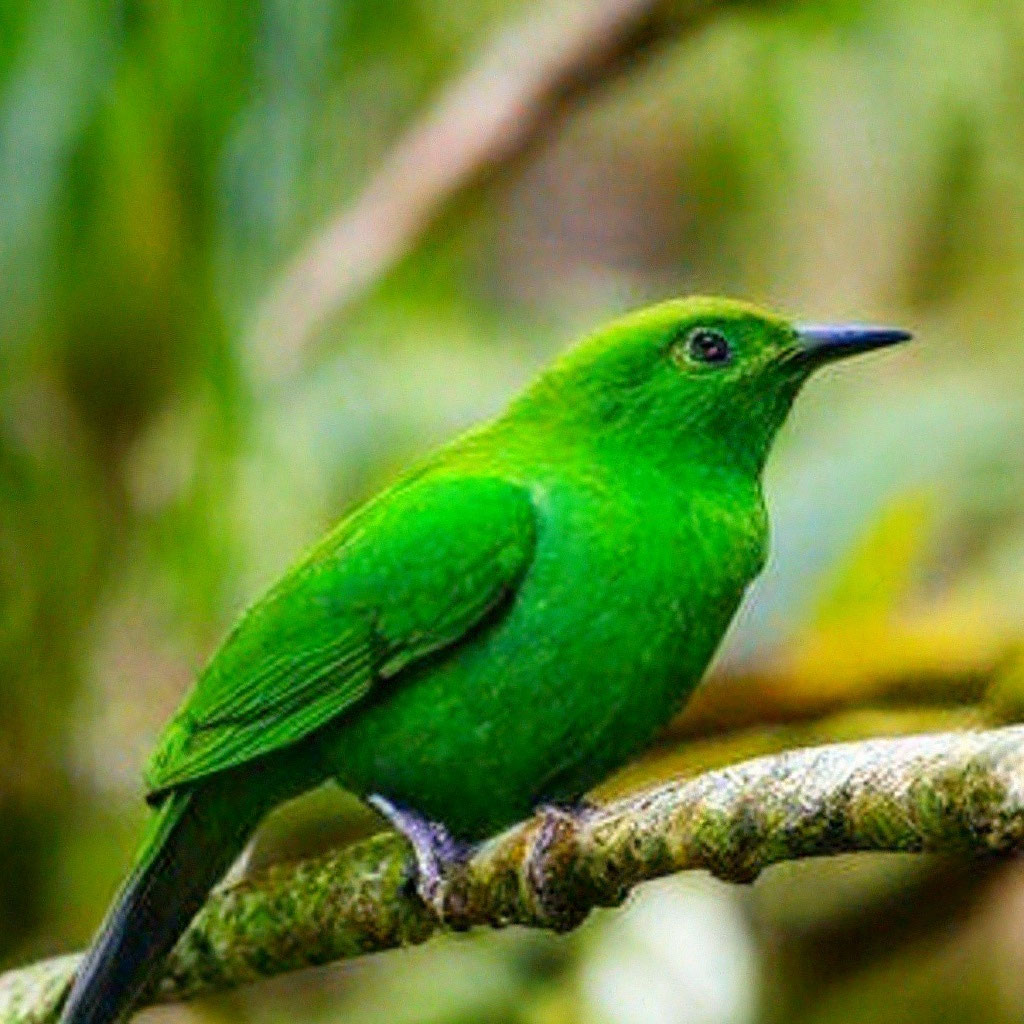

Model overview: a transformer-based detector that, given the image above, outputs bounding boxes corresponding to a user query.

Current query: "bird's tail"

[58,780,268,1024]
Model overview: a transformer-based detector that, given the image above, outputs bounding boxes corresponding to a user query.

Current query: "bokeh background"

[4,0,1024,1021]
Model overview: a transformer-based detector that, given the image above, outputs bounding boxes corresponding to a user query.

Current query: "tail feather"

[59,784,264,1024]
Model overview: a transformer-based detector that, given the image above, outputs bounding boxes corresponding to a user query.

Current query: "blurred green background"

[4,0,1024,1021]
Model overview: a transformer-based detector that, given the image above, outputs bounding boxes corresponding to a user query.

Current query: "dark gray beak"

[795,323,912,362]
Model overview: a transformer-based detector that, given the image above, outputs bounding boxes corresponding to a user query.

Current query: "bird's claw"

[368,795,470,921]
[524,800,597,931]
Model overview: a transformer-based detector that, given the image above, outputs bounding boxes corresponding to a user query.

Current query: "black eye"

[685,328,732,365]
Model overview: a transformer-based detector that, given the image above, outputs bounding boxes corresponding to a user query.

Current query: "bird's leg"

[368,795,471,920]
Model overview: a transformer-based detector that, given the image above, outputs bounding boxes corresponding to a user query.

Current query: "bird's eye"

[682,328,732,366]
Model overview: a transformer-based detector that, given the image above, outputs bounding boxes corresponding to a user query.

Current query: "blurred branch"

[665,665,996,743]
[664,616,1017,742]
[7,726,1024,1023]
[252,0,730,380]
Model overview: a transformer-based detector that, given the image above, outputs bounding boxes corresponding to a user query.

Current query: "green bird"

[60,297,909,1024]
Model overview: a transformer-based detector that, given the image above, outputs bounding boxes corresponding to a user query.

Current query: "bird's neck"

[499,403,773,489]
[474,408,765,522]
[505,371,797,483]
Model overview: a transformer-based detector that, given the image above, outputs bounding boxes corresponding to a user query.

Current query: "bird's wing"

[144,475,536,798]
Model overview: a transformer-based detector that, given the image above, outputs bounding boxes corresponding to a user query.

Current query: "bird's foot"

[368,795,470,921]
[537,797,599,818]
[525,799,600,932]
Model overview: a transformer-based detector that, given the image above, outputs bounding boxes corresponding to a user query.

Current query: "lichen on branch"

[4,726,1024,1024]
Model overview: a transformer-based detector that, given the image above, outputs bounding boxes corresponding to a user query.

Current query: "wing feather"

[145,476,535,797]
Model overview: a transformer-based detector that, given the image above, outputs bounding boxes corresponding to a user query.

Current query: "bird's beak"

[794,323,912,363]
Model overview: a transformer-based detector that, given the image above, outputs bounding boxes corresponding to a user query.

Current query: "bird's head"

[521,296,911,475]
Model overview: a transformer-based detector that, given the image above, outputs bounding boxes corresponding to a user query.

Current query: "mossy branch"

[6,726,1024,1024]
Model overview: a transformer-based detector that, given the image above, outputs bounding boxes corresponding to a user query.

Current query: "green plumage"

[60,297,910,1024]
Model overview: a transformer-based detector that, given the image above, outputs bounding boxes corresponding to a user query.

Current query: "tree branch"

[251,0,731,381]
[6,726,1024,1024]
